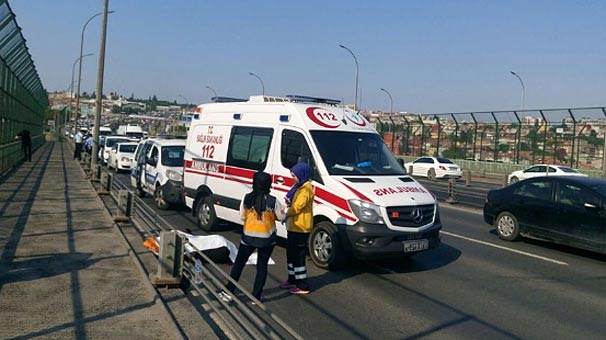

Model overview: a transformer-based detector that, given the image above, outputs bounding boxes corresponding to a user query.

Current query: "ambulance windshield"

[311,131,405,176]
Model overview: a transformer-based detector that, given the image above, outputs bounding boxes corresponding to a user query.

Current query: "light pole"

[205,85,217,99]
[248,72,265,96]
[339,44,359,111]
[380,88,395,151]
[75,10,115,122]
[69,53,92,127]
[510,71,525,111]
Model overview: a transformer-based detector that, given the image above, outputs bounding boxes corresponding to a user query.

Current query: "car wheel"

[154,185,170,210]
[309,221,345,270]
[509,176,519,184]
[427,168,436,181]
[495,211,520,241]
[197,196,218,231]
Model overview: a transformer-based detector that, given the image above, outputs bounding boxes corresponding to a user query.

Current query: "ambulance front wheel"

[197,196,218,231]
[309,221,345,270]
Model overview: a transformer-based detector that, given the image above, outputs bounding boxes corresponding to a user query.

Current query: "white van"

[183,95,442,269]
[130,137,186,210]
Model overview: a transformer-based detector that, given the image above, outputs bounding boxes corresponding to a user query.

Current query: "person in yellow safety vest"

[219,171,285,303]
[280,162,314,295]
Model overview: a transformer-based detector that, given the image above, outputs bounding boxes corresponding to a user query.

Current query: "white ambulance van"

[183,95,442,269]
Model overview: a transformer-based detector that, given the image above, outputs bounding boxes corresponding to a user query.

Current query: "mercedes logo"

[411,208,423,223]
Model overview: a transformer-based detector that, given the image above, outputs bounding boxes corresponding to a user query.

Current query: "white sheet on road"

[175,231,275,265]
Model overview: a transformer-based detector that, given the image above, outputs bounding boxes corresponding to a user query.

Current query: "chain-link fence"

[373,107,606,173]
[0,0,48,174]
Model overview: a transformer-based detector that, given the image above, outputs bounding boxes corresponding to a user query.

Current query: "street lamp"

[380,88,395,151]
[205,85,217,99]
[74,10,115,122]
[339,44,359,111]
[510,71,525,111]
[248,72,265,96]
[380,88,393,115]
[69,53,92,121]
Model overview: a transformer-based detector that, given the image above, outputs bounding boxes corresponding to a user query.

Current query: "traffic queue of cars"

[91,100,605,267]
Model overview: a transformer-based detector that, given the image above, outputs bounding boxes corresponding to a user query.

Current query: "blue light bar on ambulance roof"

[286,95,341,105]
[211,96,247,103]
[233,113,242,120]
[279,115,290,122]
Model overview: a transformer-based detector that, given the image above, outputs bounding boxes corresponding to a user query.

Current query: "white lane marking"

[441,231,569,266]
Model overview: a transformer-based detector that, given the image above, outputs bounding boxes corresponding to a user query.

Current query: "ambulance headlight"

[348,199,384,224]
[166,169,182,181]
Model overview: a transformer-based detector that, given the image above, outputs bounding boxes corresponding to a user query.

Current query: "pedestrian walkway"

[0,142,178,339]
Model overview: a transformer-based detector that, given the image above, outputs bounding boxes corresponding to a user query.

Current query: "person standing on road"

[15,129,32,161]
[74,128,84,160]
[280,162,314,295]
[219,171,285,303]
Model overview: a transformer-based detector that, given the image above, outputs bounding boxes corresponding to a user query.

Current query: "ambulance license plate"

[403,239,429,252]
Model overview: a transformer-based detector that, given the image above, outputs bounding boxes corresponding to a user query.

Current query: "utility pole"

[91,0,109,172]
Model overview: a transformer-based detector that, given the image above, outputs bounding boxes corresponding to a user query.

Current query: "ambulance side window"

[281,129,322,184]
[227,126,273,170]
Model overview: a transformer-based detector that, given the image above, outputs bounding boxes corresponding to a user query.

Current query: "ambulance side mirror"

[397,158,406,173]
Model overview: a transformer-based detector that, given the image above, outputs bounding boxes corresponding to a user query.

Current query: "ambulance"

[183,95,442,269]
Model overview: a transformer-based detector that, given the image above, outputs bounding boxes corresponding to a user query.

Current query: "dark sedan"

[483,176,606,254]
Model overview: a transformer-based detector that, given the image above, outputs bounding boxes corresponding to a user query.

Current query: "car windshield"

[119,144,136,153]
[106,138,131,148]
[436,157,454,164]
[126,132,144,139]
[99,130,112,136]
[310,131,404,175]
[161,146,184,167]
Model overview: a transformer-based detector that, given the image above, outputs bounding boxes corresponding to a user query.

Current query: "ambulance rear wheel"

[197,196,217,231]
[309,221,345,270]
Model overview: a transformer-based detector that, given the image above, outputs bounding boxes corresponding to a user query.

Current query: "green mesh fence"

[0,0,48,173]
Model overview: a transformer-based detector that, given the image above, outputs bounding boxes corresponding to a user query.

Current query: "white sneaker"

[218,291,233,303]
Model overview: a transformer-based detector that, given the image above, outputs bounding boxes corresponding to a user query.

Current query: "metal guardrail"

[92,165,302,340]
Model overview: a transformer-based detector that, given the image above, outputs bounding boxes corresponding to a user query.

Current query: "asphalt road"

[113,170,606,339]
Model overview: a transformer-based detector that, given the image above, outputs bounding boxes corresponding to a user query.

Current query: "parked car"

[130,137,185,210]
[107,142,138,172]
[99,136,133,165]
[483,176,606,254]
[507,164,587,184]
[404,157,463,180]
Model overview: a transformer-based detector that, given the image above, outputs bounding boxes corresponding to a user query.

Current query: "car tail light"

[439,165,447,170]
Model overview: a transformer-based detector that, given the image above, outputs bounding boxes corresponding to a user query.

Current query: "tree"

[111,105,121,114]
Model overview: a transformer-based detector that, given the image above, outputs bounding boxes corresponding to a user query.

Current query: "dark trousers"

[226,243,274,300]
[22,143,31,161]
[286,231,310,290]
[74,143,82,160]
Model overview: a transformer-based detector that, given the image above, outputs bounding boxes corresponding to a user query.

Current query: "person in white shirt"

[74,129,84,160]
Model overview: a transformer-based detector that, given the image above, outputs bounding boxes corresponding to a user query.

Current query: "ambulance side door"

[144,145,160,192]
[270,127,321,238]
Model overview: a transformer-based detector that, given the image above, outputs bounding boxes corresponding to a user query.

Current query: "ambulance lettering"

[373,185,428,196]
[306,107,341,128]
[196,125,224,159]
[191,160,220,173]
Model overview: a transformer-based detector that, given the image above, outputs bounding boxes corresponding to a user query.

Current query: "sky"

[9,0,606,114]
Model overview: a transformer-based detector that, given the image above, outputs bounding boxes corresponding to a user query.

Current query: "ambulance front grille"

[386,204,434,227]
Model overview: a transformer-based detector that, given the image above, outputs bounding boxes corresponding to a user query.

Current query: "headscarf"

[285,162,311,204]
[244,171,272,220]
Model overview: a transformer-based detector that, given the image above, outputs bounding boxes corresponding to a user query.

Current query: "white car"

[107,142,138,172]
[130,137,185,210]
[507,164,588,184]
[99,136,133,165]
[404,157,463,180]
